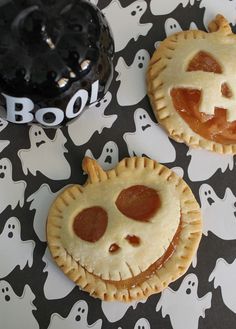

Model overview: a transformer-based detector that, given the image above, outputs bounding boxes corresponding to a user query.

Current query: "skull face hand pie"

[47,157,202,301]
[147,15,236,153]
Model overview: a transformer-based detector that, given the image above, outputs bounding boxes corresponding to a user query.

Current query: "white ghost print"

[156,273,212,329]
[187,149,234,182]
[0,140,9,152]
[164,17,198,36]
[103,0,152,52]
[27,184,68,242]
[89,0,98,5]
[116,49,150,106]
[48,300,102,329]
[150,0,195,15]
[209,258,236,313]
[42,247,75,300]
[171,166,184,178]
[0,158,26,214]
[200,0,236,29]
[199,184,236,240]
[68,92,117,146]
[18,125,71,180]
[134,318,150,329]
[101,299,146,323]
[0,217,35,278]
[124,108,176,163]
[0,280,39,329]
[0,118,8,132]
[85,141,119,171]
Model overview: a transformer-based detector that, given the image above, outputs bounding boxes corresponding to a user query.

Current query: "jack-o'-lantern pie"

[47,157,202,301]
[147,15,236,154]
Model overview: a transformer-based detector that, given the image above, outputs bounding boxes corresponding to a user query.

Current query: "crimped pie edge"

[147,14,236,154]
[46,157,202,302]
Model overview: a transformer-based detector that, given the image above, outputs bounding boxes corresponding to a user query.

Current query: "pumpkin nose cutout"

[73,206,108,242]
[115,185,161,221]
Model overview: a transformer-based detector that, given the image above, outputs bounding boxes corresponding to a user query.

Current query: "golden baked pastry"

[147,15,236,154]
[47,157,202,301]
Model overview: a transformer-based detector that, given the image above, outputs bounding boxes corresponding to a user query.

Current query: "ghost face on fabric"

[102,0,152,52]
[116,49,150,106]
[85,141,119,171]
[48,300,102,329]
[0,158,26,214]
[124,108,176,163]
[199,184,236,240]
[18,125,71,180]
[156,273,212,329]
[0,217,34,278]
[0,280,39,329]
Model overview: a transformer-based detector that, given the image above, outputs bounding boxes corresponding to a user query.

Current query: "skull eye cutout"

[73,206,108,242]
[115,185,161,221]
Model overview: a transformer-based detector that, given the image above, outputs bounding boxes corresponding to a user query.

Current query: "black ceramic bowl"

[0,0,114,127]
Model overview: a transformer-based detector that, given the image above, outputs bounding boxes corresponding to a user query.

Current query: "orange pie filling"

[171,51,236,144]
[72,185,181,290]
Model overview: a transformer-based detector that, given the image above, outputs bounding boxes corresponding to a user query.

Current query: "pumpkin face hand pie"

[147,14,236,154]
[47,157,202,301]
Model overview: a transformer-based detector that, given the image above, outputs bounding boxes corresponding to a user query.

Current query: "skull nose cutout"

[115,185,161,221]
[73,206,108,242]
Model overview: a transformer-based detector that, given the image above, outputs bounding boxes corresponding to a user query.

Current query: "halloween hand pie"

[147,15,236,154]
[47,157,202,301]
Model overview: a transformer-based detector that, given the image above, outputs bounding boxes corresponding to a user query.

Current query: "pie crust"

[147,14,236,154]
[47,157,202,301]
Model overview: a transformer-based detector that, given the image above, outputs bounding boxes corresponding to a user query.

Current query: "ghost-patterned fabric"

[47,157,202,301]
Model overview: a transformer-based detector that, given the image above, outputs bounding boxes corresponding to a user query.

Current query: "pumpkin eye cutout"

[73,206,108,242]
[115,185,161,222]
[186,51,222,73]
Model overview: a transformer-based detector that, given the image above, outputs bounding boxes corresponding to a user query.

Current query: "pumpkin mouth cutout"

[171,51,236,145]
[115,185,161,221]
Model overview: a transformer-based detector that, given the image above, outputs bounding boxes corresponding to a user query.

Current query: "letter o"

[66,89,88,119]
[35,108,64,127]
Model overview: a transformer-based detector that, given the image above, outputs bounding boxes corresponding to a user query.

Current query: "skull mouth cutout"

[47,157,202,301]
[147,15,236,153]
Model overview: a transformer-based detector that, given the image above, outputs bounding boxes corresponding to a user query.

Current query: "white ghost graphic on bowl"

[85,141,119,171]
[156,273,212,329]
[116,49,150,106]
[0,217,35,278]
[0,280,39,329]
[209,258,236,313]
[42,247,75,300]
[200,0,236,29]
[199,184,236,240]
[124,108,176,163]
[101,299,146,323]
[102,0,152,52]
[18,125,71,180]
[0,158,26,214]
[187,149,234,182]
[68,92,117,146]
[48,300,102,329]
